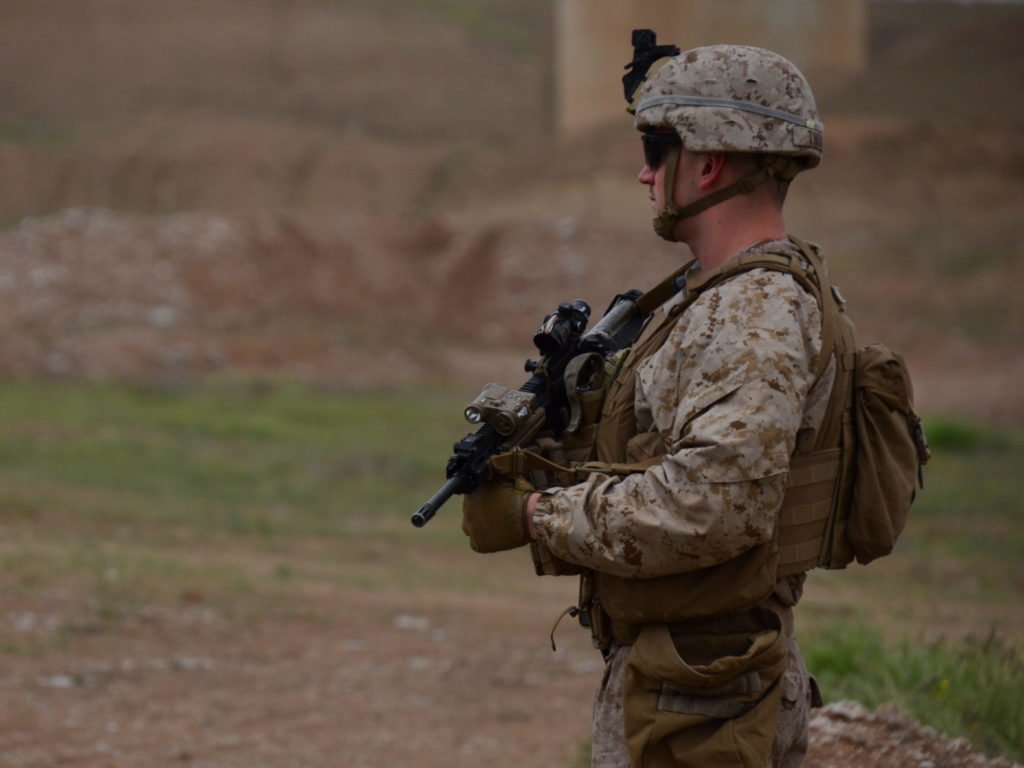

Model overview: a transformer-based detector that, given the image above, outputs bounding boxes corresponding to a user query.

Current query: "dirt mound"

[0,208,674,385]
[5,189,1023,420]
[807,701,1017,768]
[0,208,421,383]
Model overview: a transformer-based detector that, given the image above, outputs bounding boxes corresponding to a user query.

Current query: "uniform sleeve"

[532,269,822,579]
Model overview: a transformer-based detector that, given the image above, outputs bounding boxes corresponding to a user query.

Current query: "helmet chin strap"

[653,145,683,241]
[652,153,800,242]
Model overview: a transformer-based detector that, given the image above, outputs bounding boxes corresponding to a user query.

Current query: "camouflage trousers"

[591,637,813,768]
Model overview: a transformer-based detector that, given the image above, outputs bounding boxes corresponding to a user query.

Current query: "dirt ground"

[1,2,1023,766]
[2,543,1017,768]
[2,563,601,767]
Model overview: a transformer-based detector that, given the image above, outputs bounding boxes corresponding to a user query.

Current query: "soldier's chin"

[652,215,679,243]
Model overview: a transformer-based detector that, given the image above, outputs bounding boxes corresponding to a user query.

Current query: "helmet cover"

[633,45,823,168]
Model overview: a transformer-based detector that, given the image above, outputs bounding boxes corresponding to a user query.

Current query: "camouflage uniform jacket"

[532,237,834,587]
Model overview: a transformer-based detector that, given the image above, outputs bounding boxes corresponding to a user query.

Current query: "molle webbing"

[775,448,841,575]
[544,244,851,643]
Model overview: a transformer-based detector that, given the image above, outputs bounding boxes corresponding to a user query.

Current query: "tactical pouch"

[843,343,929,564]
[623,609,788,768]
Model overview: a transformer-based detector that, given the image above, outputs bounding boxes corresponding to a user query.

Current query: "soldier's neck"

[685,202,786,270]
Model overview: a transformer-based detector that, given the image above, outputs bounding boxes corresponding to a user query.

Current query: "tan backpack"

[774,237,930,572]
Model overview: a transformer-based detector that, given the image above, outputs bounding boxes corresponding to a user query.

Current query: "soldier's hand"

[460,476,533,553]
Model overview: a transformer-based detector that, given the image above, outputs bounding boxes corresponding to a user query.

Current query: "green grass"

[0,379,480,628]
[804,620,1023,761]
[924,416,1018,453]
[802,417,1024,762]
[0,379,470,542]
[801,416,1023,762]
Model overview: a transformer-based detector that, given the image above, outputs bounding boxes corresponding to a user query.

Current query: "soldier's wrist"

[523,492,541,541]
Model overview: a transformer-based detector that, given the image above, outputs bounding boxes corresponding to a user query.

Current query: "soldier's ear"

[697,153,728,191]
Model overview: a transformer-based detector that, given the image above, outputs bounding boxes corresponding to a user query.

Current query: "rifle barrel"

[411,473,467,528]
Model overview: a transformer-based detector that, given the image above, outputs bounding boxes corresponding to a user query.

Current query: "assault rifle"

[411,291,650,528]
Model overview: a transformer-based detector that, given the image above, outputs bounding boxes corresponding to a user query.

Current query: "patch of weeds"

[0,379,469,541]
[924,417,1015,453]
[567,739,591,768]
[415,146,478,212]
[907,418,1024,573]
[804,619,1024,761]
[935,246,1015,278]
[1,637,44,656]
[953,301,1022,344]
[0,497,42,522]
[0,120,73,147]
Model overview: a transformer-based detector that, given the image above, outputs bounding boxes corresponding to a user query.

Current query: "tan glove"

[461,475,533,553]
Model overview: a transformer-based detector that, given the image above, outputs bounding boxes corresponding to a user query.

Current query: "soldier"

[462,44,834,767]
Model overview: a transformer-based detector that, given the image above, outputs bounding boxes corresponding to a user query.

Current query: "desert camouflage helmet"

[633,45,823,166]
[627,42,824,241]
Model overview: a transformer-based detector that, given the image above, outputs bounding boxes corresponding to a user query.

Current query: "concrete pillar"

[555,0,865,136]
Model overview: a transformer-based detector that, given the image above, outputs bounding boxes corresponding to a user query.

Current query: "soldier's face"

[637,161,659,212]
[637,145,701,214]
[638,133,679,213]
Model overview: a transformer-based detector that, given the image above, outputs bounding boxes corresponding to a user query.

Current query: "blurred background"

[0,1,1021,766]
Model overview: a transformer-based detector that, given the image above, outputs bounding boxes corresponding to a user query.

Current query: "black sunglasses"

[641,132,682,170]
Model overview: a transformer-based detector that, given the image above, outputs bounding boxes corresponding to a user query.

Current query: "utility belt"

[571,565,796,653]
[591,604,796,649]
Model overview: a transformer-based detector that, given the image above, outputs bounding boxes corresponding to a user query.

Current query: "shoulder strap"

[635,251,820,316]
[633,247,839,385]
[789,235,858,453]
[635,260,695,314]
[684,252,813,295]
[788,236,843,384]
